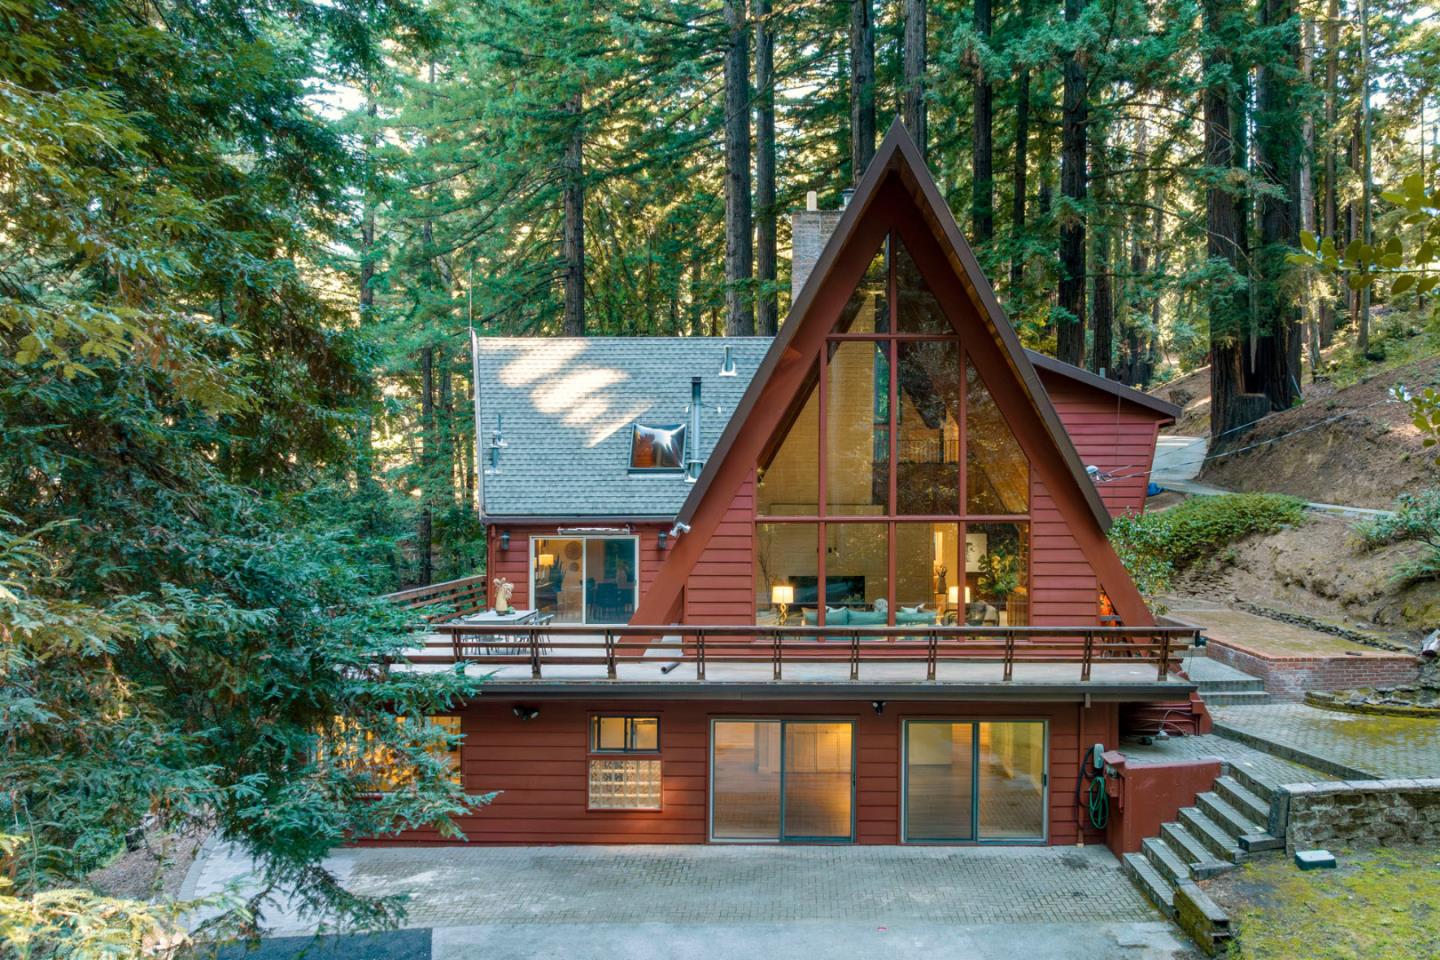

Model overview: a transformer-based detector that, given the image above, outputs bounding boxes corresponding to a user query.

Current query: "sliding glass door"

[530,536,637,624]
[903,720,1046,843]
[711,720,854,842]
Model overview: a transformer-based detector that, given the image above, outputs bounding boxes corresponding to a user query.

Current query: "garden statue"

[493,577,514,614]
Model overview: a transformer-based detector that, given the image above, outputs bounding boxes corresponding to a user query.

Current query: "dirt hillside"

[1167,511,1440,638]
[1201,355,1440,509]
[1148,353,1440,509]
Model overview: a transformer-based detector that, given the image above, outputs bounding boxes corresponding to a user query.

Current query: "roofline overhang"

[485,515,676,526]
[462,681,1197,701]
[1026,350,1182,422]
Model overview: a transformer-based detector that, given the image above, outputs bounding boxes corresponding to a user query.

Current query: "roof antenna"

[719,344,738,377]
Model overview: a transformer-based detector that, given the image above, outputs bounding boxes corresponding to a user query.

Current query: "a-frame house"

[632,120,1154,632]
[386,121,1197,849]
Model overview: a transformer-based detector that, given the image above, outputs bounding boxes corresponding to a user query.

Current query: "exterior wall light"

[499,530,511,551]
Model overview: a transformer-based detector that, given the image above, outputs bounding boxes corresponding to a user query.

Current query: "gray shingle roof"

[475,336,773,519]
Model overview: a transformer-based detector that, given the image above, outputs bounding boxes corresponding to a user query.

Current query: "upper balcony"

[381,579,1199,702]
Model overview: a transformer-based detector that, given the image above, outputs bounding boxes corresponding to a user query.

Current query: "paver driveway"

[187,842,1197,958]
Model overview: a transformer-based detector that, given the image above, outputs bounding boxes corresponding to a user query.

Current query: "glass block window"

[588,758,663,810]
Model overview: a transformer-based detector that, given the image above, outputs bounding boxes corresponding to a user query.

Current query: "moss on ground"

[1206,847,1440,959]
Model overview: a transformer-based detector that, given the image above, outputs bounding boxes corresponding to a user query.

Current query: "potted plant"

[977,550,1022,626]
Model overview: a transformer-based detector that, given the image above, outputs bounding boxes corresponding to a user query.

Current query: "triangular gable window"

[754,229,1030,629]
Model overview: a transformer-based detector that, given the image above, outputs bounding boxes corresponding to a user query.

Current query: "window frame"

[753,229,1033,627]
[587,715,662,812]
[588,715,661,754]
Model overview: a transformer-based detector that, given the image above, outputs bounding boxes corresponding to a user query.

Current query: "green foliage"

[1294,170,1440,302]
[1360,488,1440,585]
[977,550,1023,600]
[0,834,242,960]
[1109,494,1308,596]
[1396,385,1440,466]
[0,0,485,941]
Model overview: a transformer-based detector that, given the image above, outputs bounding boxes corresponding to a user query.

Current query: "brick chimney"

[790,190,844,302]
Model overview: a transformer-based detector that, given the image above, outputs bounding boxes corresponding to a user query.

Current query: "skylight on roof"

[630,423,686,472]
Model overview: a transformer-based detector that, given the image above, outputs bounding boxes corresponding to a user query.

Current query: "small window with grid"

[588,716,661,810]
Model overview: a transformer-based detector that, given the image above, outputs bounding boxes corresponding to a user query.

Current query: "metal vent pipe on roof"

[719,344,737,377]
[687,377,702,483]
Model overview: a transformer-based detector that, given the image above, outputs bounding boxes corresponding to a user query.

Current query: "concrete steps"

[1201,690,1271,706]
[1181,657,1270,707]
[1122,852,1178,917]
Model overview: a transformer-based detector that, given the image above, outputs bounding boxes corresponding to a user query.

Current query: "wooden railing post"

[772,630,782,680]
[926,631,937,681]
[1157,631,1172,680]
[1081,631,1094,682]
[849,632,860,681]
[529,628,541,679]
[1003,631,1015,682]
[696,629,706,680]
[605,630,616,679]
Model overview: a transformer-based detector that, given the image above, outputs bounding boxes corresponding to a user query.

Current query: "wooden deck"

[390,621,1199,694]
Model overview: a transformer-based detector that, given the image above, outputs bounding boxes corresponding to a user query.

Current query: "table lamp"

[771,583,794,625]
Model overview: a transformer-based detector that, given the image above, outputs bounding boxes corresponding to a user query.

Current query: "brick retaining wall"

[1205,639,1419,701]
[1272,779,1440,854]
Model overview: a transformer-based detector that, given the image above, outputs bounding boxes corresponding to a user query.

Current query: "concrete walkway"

[186,843,1198,959]
[1209,702,1440,780]
[1152,435,1207,481]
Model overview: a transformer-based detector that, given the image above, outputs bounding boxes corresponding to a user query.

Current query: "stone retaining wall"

[1206,639,1419,701]
[1272,779,1440,854]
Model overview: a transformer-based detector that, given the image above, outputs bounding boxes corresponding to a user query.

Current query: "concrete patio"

[188,841,1198,959]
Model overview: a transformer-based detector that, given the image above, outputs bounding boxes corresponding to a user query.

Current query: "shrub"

[1360,488,1440,585]
[1109,493,1308,595]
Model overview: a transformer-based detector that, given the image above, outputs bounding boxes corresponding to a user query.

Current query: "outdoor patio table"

[454,608,538,655]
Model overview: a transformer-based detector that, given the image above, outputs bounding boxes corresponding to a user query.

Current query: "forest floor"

[1148,332,1440,510]
[1202,846,1440,960]
[86,824,208,902]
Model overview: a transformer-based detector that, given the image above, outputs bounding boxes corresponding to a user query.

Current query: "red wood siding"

[683,472,756,625]
[362,698,1117,847]
[1039,371,1165,519]
[1028,476,1100,626]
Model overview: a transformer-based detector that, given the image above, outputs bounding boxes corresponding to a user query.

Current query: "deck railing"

[410,623,1200,683]
[381,575,488,624]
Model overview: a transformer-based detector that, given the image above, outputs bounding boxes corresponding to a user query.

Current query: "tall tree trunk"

[850,0,876,182]
[1010,67,1030,307]
[1204,0,1254,441]
[562,92,585,336]
[1090,128,1112,376]
[1254,0,1302,410]
[1320,0,1338,348]
[1008,70,1031,309]
[903,0,927,155]
[1357,0,1372,355]
[360,93,377,321]
[1300,17,1320,377]
[754,0,777,335]
[972,0,994,243]
[1057,0,1088,367]
[418,344,435,586]
[724,0,754,336]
